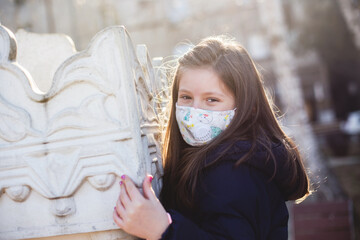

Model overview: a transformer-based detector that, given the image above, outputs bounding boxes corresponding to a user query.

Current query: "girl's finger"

[121,175,142,201]
[143,175,156,201]
[119,181,131,208]
[113,207,124,228]
[116,199,126,219]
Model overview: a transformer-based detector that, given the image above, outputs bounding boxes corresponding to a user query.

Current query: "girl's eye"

[179,95,192,100]
[207,98,219,103]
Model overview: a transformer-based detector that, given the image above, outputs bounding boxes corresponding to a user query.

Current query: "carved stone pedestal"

[0,25,165,240]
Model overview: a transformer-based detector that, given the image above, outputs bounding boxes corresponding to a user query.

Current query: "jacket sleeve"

[160,162,273,240]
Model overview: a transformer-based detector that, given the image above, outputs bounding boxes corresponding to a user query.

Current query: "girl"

[113,35,310,240]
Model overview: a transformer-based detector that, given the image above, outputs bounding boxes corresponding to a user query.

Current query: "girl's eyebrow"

[179,88,225,96]
[178,88,191,93]
[179,88,226,97]
[203,91,226,97]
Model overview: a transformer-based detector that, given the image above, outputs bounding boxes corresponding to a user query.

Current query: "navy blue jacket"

[161,141,293,240]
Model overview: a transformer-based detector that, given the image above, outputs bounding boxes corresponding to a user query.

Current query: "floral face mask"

[175,103,236,146]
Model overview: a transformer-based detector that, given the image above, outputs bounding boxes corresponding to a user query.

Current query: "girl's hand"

[113,174,170,240]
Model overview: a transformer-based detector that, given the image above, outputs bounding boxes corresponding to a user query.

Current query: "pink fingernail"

[121,175,125,180]
[148,175,153,183]
[119,181,123,185]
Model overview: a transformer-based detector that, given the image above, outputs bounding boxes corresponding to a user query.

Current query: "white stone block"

[0,24,164,239]
[15,29,77,93]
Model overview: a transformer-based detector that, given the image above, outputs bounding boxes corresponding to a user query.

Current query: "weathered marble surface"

[0,24,164,239]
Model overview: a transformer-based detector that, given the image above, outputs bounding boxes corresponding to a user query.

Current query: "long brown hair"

[160,35,309,211]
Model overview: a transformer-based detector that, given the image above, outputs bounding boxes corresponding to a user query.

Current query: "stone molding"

[0,24,164,239]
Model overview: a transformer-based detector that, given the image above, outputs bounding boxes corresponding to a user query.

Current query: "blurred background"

[0,0,359,239]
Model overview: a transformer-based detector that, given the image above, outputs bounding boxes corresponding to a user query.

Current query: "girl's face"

[177,67,235,111]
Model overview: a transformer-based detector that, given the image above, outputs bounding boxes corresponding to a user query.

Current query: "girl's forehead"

[178,67,231,95]
[179,67,220,87]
